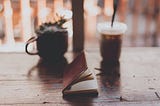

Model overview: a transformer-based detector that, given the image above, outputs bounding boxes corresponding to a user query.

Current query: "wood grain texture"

[0,47,160,105]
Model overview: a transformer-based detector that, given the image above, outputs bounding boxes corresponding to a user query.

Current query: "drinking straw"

[111,0,119,27]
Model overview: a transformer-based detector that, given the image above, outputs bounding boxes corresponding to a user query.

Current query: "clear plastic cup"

[97,22,127,62]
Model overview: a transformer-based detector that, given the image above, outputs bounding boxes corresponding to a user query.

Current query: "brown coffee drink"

[98,22,127,62]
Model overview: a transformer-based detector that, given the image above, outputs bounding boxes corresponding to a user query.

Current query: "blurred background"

[0,0,159,52]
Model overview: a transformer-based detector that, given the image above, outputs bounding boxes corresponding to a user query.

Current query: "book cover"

[62,52,98,96]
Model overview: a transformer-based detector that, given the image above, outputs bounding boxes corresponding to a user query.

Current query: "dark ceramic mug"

[25,31,68,62]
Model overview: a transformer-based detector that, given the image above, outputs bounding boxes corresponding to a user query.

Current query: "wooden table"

[0,47,160,106]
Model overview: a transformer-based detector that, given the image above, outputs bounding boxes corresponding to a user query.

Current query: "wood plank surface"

[0,48,160,105]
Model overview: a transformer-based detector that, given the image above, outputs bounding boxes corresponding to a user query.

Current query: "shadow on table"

[27,53,97,105]
[95,61,121,100]
[99,61,120,87]
[63,94,97,106]
[27,56,68,81]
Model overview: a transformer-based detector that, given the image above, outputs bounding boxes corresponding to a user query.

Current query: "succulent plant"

[36,15,68,35]
[33,14,69,62]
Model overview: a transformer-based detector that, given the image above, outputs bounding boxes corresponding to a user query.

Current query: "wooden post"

[144,0,154,46]
[72,0,84,52]
[118,0,127,22]
[104,0,113,21]
[20,0,32,42]
[53,0,63,13]
[3,0,15,46]
[131,0,141,46]
[37,0,47,25]
[152,0,160,46]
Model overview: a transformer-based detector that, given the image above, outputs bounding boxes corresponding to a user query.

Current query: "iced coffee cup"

[97,22,127,62]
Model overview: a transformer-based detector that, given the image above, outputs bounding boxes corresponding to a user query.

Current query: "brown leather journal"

[62,52,98,96]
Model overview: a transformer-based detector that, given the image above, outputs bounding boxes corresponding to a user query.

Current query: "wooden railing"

[0,0,159,52]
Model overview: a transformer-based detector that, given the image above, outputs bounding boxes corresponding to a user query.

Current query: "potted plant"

[25,15,68,62]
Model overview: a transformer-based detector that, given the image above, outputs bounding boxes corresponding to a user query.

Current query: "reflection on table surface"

[0,47,160,105]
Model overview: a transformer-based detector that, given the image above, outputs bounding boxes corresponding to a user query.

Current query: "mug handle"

[25,36,38,55]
